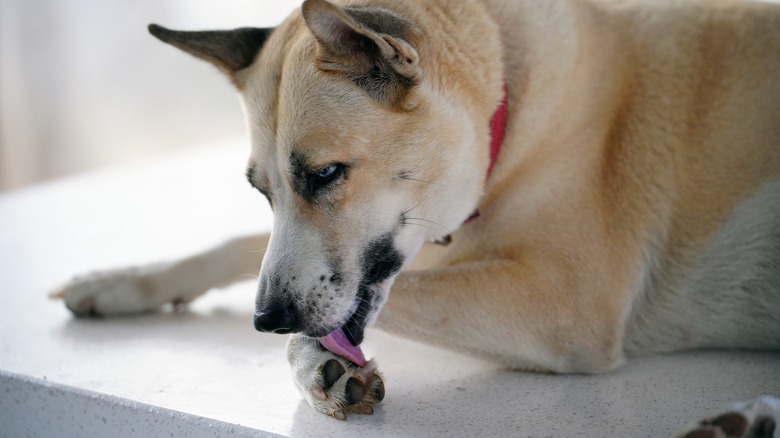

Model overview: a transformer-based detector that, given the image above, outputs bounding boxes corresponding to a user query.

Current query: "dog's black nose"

[254,301,298,334]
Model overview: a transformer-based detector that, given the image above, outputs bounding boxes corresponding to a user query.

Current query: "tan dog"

[54,0,780,433]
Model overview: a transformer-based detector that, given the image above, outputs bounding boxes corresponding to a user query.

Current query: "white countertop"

[1,139,778,437]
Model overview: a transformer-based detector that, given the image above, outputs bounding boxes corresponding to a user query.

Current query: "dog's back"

[610,0,780,354]
[477,0,780,355]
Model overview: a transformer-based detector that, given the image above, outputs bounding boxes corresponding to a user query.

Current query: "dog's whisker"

[400,176,440,186]
[405,216,448,232]
[401,221,438,233]
[401,201,425,216]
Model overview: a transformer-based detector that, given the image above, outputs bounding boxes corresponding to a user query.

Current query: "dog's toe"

[321,359,346,389]
[316,359,384,419]
[53,263,198,316]
[343,377,384,416]
[288,335,384,420]
[678,396,780,438]
[683,412,749,438]
[709,412,749,437]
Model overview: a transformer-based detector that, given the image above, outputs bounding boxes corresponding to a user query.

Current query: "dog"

[52,0,780,434]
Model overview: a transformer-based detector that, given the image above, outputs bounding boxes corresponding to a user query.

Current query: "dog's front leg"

[52,234,268,316]
[377,258,628,373]
[287,335,385,420]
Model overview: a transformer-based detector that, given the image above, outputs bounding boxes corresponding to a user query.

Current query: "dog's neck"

[432,84,508,245]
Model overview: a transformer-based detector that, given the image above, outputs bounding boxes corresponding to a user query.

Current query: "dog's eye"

[304,163,346,197]
[316,164,339,180]
[311,163,344,184]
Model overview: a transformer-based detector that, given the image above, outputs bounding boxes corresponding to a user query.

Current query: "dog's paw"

[287,335,384,420]
[677,396,779,438]
[50,263,194,316]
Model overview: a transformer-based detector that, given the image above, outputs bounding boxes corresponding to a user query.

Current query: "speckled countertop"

[1,140,778,437]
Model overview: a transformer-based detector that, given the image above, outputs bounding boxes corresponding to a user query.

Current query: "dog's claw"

[171,297,192,313]
[59,296,100,317]
[311,387,328,402]
[347,403,374,415]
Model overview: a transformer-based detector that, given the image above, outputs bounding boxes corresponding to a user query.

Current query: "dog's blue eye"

[303,163,345,197]
[316,165,339,179]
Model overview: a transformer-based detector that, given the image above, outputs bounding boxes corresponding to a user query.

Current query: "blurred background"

[0,0,301,192]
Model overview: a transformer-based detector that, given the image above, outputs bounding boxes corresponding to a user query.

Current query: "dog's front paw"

[50,263,194,316]
[287,335,384,420]
[677,396,779,438]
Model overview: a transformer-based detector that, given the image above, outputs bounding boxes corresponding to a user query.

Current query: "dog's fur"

[55,0,780,431]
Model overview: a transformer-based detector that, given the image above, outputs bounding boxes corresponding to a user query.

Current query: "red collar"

[463,84,508,223]
[432,85,508,245]
[487,83,508,179]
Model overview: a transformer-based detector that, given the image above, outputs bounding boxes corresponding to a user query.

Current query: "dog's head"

[150,0,502,346]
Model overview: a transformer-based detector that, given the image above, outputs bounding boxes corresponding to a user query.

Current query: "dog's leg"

[52,234,268,316]
[676,396,780,438]
[287,335,385,420]
[377,259,627,373]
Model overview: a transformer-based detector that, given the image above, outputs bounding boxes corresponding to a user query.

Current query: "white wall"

[0,0,300,191]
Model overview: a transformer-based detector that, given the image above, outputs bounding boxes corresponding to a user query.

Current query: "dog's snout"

[254,301,298,334]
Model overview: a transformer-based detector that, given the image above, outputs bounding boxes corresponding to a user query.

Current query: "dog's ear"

[148,24,273,88]
[302,0,422,110]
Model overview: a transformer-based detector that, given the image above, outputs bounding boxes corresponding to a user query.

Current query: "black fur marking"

[289,152,311,200]
[343,286,371,346]
[340,233,404,346]
[361,233,404,285]
[289,152,347,202]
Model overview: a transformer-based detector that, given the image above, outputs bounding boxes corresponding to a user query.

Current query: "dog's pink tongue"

[319,328,367,367]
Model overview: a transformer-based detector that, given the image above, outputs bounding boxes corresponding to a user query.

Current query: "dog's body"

[55,0,780,432]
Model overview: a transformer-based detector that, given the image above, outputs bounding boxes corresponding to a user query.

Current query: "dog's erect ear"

[302,0,421,109]
[148,24,273,88]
